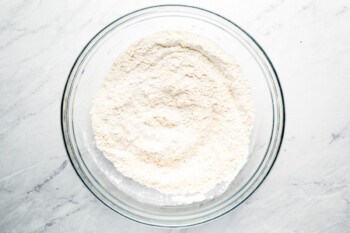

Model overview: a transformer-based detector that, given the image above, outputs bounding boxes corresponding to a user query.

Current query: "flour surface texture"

[91,31,254,196]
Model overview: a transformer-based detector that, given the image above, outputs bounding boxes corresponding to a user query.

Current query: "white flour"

[91,31,254,196]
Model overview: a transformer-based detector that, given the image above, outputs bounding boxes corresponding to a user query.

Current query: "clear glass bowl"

[61,5,285,227]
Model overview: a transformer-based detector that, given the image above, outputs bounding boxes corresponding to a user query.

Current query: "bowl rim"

[61,4,286,227]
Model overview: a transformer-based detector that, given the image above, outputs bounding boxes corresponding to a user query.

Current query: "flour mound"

[91,31,254,195]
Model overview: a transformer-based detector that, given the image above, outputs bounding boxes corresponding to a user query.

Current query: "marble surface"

[1,0,350,232]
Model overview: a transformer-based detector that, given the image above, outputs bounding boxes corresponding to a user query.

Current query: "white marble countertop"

[1,0,350,232]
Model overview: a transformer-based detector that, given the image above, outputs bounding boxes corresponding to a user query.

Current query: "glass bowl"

[61,5,285,227]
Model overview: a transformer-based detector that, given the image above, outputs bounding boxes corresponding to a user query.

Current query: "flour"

[91,31,254,196]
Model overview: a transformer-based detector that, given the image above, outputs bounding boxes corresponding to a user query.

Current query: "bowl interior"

[62,5,284,227]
